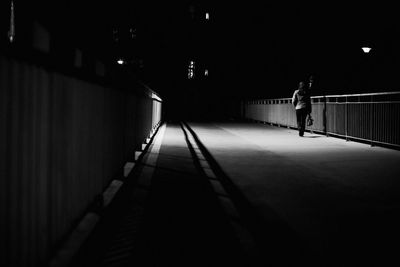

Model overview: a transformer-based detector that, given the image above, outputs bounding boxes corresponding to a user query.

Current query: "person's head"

[298,81,305,90]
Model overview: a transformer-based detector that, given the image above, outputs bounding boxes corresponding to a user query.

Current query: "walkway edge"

[48,122,164,267]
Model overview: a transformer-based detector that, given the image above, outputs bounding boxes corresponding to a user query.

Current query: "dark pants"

[296,108,308,136]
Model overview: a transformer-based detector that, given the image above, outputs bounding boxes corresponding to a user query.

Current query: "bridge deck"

[72,122,400,267]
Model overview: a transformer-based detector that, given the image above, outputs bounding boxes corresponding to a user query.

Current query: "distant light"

[117,59,124,65]
[362,47,371,53]
[113,29,119,42]
[130,28,137,39]
[188,69,194,79]
[205,13,209,20]
[8,1,15,43]
[188,60,195,79]
[205,69,208,76]
[152,92,162,102]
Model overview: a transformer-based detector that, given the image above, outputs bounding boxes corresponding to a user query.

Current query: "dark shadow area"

[69,124,162,267]
[303,135,324,138]
[132,123,249,266]
[68,154,152,267]
[139,162,203,176]
[71,123,249,267]
[182,122,326,266]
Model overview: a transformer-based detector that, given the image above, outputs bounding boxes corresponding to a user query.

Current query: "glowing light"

[152,93,162,102]
[361,47,371,53]
[8,1,15,43]
[206,13,209,20]
[205,69,208,76]
[188,70,194,79]
[188,60,195,79]
[117,59,124,65]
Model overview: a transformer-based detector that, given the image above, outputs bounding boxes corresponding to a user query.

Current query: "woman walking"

[292,81,312,137]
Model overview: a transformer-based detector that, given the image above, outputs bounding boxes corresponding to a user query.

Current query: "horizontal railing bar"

[326,131,400,148]
[325,101,400,104]
[244,91,400,149]
[249,101,400,104]
[324,91,400,98]
[247,91,400,103]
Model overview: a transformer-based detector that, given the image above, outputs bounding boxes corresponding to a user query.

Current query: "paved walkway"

[187,122,400,267]
[72,122,400,267]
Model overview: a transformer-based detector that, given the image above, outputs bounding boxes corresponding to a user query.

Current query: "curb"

[48,121,162,267]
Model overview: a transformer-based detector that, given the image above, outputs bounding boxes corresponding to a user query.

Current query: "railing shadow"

[182,122,326,267]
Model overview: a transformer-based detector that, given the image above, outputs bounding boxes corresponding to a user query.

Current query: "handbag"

[307,114,314,126]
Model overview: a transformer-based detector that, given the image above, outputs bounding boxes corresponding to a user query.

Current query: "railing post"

[324,96,328,136]
[245,91,399,148]
[345,96,348,141]
[370,94,374,146]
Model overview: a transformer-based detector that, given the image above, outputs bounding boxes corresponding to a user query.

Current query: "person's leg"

[299,109,307,136]
[296,109,303,136]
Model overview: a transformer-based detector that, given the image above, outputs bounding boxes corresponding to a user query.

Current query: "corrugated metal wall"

[0,55,162,266]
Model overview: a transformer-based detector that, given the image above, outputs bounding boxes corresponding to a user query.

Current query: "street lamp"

[361,47,372,53]
[360,46,372,91]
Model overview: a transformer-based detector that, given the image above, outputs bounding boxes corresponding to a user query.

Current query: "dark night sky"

[11,1,400,118]
[108,2,398,95]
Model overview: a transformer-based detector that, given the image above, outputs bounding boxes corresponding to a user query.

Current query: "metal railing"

[244,91,400,148]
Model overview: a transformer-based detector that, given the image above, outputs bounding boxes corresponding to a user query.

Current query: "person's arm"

[292,91,298,107]
[306,94,312,114]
